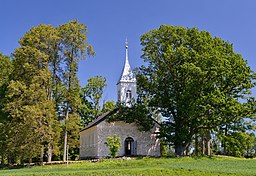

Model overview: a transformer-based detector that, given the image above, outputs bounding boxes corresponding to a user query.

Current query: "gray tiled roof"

[80,108,118,131]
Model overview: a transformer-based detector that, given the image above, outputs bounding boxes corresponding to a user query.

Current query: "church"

[79,41,160,159]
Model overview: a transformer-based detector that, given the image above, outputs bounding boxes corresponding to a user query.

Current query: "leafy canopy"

[138,25,255,155]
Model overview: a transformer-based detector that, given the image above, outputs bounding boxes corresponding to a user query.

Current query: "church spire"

[125,38,128,63]
[118,39,136,83]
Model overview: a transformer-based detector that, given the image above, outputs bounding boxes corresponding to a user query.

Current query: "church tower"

[117,40,137,106]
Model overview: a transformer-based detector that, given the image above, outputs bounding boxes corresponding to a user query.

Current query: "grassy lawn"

[1,156,256,176]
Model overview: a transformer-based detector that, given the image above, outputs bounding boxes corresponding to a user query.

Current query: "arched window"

[126,90,132,99]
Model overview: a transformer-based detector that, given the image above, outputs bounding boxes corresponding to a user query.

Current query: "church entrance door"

[124,137,136,156]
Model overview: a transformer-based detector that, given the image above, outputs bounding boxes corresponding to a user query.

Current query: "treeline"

[0,20,114,165]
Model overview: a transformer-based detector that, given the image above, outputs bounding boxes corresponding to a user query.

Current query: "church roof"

[117,40,136,84]
[80,108,160,132]
[80,109,118,132]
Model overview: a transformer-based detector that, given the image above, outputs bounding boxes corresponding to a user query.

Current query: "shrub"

[104,134,121,158]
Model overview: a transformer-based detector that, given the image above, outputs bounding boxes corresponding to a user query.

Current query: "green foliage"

[0,53,12,162]
[104,134,121,158]
[0,53,12,88]
[4,45,60,162]
[81,76,107,119]
[102,100,116,113]
[218,132,255,157]
[83,76,107,106]
[0,20,95,163]
[79,76,115,128]
[56,20,95,161]
[109,102,154,131]
[160,142,168,157]
[79,92,94,126]
[138,25,256,155]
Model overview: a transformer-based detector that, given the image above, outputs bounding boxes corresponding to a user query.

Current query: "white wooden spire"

[118,39,136,83]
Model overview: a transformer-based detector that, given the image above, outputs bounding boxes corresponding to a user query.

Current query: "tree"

[18,24,62,162]
[12,20,95,162]
[102,100,116,113]
[109,101,154,132]
[79,91,94,126]
[104,134,121,158]
[0,53,12,124]
[0,20,95,163]
[79,77,116,127]
[218,132,255,157]
[0,53,12,164]
[82,76,107,119]
[57,20,95,161]
[5,46,59,164]
[138,25,255,156]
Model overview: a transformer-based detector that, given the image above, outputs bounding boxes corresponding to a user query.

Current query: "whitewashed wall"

[79,126,98,159]
[97,121,160,158]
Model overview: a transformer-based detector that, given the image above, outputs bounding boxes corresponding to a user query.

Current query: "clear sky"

[1,0,256,103]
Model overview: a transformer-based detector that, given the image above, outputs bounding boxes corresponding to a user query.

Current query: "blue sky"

[1,0,256,102]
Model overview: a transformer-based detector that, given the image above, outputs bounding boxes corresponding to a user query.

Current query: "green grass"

[1,156,256,176]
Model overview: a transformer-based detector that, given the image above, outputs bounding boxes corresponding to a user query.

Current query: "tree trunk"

[175,144,186,156]
[195,132,198,156]
[63,129,67,161]
[63,109,69,162]
[40,145,44,164]
[206,131,211,156]
[1,155,4,165]
[224,126,227,155]
[21,159,24,165]
[7,153,11,165]
[201,133,205,155]
[47,144,52,163]
[28,158,32,166]
[185,145,190,156]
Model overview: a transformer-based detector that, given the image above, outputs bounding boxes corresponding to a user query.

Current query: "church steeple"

[118,39,136,83]
[117,39,137,105]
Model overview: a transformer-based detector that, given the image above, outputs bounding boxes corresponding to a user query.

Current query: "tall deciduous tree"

[17,25,61,162]
[0,53,12,123]
[0,53,12,164]
[138,25,255,156]
[57,20,95,161]
[5,46,59,164]
[19,24,62,119]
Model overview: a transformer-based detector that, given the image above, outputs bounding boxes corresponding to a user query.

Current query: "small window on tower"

[126,90,132,99]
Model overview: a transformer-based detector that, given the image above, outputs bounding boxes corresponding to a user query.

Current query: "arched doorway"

[124,137,136,156]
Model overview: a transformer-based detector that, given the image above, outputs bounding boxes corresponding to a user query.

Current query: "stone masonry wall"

[97,121,160,158]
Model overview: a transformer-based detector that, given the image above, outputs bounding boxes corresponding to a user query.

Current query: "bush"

[104,134,121,158]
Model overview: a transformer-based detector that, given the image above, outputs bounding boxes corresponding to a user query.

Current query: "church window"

[126,90,132,99]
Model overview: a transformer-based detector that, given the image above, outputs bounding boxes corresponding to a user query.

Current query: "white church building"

[79,41,160,159]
